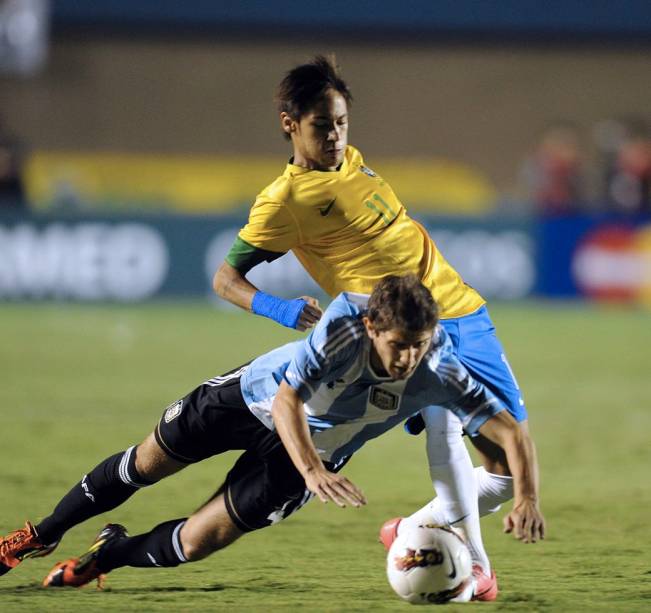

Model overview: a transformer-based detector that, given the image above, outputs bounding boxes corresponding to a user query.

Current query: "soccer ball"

[386,524,473,605]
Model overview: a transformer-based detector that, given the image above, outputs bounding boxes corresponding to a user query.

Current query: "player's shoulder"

[326,291,369,319]
[420,325,455,373]
[311,292,368,357]
[256,172,293,206]
[345,144,364,165]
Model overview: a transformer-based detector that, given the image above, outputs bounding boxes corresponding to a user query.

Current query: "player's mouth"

[391,366,411,379]
[325,147,343,158]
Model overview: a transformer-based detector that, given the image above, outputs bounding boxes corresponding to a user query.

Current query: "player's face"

[364,320,434,380]
[282,89,348,171]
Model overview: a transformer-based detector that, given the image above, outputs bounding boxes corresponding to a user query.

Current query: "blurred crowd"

[0,115,26,210]
[519,117,651,217]
[2,112,651,217]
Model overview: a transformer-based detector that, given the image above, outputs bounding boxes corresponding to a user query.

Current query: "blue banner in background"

[52,1,651,40]
[0,213,534,303]
[536,214,651,301]
[1,212,649,304]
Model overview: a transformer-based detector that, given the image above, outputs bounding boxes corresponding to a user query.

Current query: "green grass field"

[1,301,650,612]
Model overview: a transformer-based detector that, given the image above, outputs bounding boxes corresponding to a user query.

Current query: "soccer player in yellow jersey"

[213,56,542,600]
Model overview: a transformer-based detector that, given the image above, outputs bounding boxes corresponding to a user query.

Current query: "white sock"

[476,466,513,515]
[399,407,490,574]
[401,466,514,574]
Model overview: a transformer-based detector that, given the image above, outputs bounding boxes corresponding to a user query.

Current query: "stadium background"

[1,2,650,611]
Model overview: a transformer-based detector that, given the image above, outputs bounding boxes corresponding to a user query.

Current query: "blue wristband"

[251,291,307,329]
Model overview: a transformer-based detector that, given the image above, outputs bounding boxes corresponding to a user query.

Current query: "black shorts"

[154,367,345,532]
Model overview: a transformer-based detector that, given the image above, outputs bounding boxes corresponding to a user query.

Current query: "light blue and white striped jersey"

[240,292,503,464]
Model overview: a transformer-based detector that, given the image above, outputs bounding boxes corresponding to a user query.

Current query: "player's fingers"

[329,473,366,500]
[301,312,320,326]
[321,482,348,508]
[503,514,514,534]
[300,295,321,310]
[310,485,329,503]
[338,479,367,506]
[302,305,322,321]
[521,510,538,543]
[334,483,366,507]
[296,319,316,332]
[324,475,366,508]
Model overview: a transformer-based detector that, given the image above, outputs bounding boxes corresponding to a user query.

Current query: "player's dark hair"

[276,55,353,140]
[367,275,439,333]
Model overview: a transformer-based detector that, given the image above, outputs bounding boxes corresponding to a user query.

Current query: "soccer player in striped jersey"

[212,56,541,599]
[0,276,543,595]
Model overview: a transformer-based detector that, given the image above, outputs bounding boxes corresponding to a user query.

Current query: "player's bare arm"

[213,261,322,331]
[271,380,366,508]
[477,411,545,543]
[213,261,257,311]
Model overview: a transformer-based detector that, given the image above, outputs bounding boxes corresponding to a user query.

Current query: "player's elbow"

[212,262,237,298]
[479,410,521,451]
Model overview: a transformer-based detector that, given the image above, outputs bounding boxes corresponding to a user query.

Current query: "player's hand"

[304,467,367,508]
[503,499,545,543]
[296,296,322,331]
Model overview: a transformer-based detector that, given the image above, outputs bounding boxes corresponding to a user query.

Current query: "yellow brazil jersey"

[238,145,485,319]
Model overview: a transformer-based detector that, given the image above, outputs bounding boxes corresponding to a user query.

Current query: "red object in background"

[572,225,642,301]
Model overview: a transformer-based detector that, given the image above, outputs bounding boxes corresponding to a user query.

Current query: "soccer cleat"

[379,517,402,551]
[43,523,128,588]
[0,521,59,576]
[471,564,499,601]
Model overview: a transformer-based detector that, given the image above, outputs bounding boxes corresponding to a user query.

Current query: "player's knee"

[180,527,235,561]
[180,511,242,561]
[134,434,186,482]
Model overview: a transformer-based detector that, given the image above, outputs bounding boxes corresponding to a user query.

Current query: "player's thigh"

[223,438,325,533]
[181,494,244,559]
[445,306,527,422]
[134,432,188,481]
[154,373,260,465]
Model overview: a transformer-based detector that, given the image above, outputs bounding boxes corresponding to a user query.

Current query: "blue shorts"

[441,305,527,423]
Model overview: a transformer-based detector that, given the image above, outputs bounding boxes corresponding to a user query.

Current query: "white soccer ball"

[386,524,473,605]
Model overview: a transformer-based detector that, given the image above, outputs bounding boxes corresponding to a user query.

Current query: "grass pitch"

[1,301,650,612]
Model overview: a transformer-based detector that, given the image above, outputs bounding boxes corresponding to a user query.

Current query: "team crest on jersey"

[359,164,377,177]
[370,387,398,411]
[164,400,183,423]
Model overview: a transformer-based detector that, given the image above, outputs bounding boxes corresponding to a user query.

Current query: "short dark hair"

[276,55,353,130]
[367,275,439,333]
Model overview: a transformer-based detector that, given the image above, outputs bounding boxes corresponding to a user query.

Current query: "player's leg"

[41,367,287,586]
[43,427,319,587]
[445,305,531,511]
[399,407,490,571]
[36,433,187,544]
[0,433,185,577]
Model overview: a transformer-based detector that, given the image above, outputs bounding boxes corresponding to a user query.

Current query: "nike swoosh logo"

[444,545,457,579]
[319,198,336,216]
[448,513,469,526]
[147,552,161,566]
[448,556,457,579]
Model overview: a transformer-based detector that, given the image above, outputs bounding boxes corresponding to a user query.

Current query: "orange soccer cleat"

[0,521,58,576]
[471,564,499,601]
[43,523,128,588]
[379,517,402,551]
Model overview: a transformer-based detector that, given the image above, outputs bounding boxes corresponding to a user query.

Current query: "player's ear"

[362,316,377,338]
[280,112,296,137]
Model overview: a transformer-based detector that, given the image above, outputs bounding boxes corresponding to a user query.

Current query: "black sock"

[36,447,152,544]
[97,519,189,571]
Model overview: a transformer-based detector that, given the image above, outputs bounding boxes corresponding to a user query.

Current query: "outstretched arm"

[271,380,367,508]
[213,261,322,331]
[478,411,545,543]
